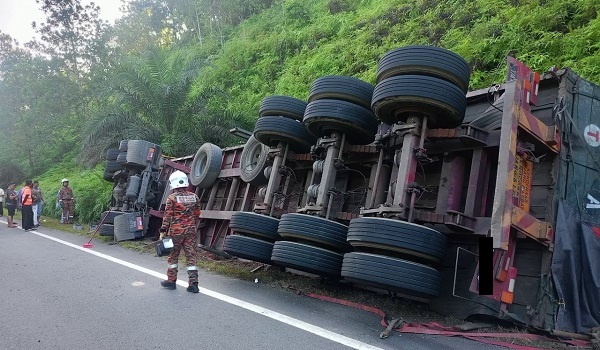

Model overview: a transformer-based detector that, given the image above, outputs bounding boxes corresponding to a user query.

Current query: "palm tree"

[80,47,249,165]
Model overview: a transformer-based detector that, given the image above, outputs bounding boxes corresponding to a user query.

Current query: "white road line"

[7,225,385,350]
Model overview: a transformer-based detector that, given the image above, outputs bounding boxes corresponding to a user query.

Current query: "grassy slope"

[193,0,600,123]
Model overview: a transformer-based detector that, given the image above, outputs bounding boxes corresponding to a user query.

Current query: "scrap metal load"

[146,46,598,335]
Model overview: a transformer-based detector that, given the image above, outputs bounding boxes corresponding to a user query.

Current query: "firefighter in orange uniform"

[159,171,201,293]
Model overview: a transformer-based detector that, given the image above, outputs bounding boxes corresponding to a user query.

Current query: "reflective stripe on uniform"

[168,264,178,269]
[187,266,198,271]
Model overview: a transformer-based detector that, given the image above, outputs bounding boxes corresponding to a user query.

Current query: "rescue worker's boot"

[160,280,176,290]
[187,283,199,293]
[187,266,199,293]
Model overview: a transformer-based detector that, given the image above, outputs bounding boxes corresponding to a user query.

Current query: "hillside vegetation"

[0,0,598,222]
[193,0,600,120]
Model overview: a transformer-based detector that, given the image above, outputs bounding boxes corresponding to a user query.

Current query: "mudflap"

[429,236,501,320]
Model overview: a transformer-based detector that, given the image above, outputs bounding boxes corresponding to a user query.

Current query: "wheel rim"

[243,142,264,173]
[193,153,207,177]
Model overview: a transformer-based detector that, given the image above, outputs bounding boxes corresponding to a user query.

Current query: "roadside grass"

[30,221,586,350]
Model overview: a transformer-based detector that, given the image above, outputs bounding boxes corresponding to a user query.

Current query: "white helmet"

[168,171,189,189]
[61,178,69,183]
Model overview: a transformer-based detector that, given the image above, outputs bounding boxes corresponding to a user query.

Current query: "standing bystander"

[31,181,45,227]
[21,180,35,231]
[0,186,4,216]
[5,182,17,227]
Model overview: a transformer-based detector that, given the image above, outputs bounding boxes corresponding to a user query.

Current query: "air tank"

[126,175,141,198]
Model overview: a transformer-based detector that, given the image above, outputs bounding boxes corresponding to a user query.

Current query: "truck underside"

[101,48,600,336]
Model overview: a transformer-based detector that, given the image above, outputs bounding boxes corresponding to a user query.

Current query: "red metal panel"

[470,232,517,303]
[493,57,544,250]
[511,207,554,242]
[218,168,242,178]
[148,209,164,218]
[164,159,191,173]
[491,85,518,250]
[447,156,465,212]
[516,108,560,153]
[464,149,488,217]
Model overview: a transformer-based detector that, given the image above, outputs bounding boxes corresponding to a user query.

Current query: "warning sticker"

[584,124,600,147]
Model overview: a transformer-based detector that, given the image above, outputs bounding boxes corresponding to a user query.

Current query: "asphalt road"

[0,220,508,350]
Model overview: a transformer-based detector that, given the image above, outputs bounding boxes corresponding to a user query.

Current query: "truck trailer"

[103,46,599,336]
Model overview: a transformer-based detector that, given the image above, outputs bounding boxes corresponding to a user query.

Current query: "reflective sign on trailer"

[584,124,600,147]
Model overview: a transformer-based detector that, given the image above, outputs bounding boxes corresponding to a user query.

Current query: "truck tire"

[347,217,447,262]
[278,214,352,252]
[229,212,281,241]
[372,75,467,129]
[100,210,125,225]
[240,135,270,185]
[223,235,274,264]
[116,152,127,164]
[119,140,129,152]
[98,224,114,237]
[376,46,471,93]
[105,160,122,173]
[126,140,154,168]
[303,99,379,145]
[190,143,222,189]
[341,252,442,297]
[308,76,375,110]
[271,241,343,277]
[254,116,317,153]
[103,170,115,182]
[106,149,120,161]
[259,95,307,121]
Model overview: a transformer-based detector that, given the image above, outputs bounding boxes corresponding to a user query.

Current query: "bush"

[37,161,112,224]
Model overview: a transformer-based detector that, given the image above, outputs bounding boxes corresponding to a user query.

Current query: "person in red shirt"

[21,180,35,231]
[159,171,201,293]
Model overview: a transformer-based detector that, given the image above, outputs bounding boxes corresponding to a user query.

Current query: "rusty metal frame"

[491,57,559,250]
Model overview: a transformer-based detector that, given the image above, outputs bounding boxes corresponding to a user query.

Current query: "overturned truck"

[104,46,600,336]
[100,139,165,240]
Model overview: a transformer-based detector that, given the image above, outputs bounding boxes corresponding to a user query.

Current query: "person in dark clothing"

[5,182,18,228]
[21,180,35,231]
[32,181,45,227]
[0,186,4,217]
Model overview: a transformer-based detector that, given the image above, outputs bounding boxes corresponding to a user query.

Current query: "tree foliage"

[28,0,110,81]
[81,47,248,162]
